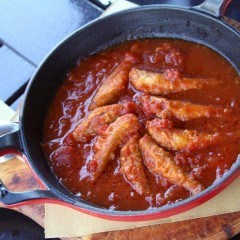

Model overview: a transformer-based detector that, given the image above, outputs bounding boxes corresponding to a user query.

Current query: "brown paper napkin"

[45,0,240,238]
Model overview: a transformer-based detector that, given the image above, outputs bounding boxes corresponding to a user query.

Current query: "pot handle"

[0,121,61,207]
[193,0,229,17]
[0,179,59,206]
[0,121,21,153]
[193,0,240,33]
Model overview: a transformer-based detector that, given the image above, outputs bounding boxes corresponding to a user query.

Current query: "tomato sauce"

[42,39,240,210]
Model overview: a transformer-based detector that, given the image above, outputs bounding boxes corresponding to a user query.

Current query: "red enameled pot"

[0,0,240,221]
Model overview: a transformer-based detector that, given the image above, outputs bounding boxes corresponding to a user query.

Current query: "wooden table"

[1,1,240,239]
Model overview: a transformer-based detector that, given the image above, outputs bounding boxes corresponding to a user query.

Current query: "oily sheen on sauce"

[42,39,240,211]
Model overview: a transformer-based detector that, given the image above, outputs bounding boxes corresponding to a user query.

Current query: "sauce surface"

[42,39,240,210]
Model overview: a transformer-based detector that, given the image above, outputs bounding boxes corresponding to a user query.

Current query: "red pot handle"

[0,178,58,207]
[0,121,61,207]
[193,0,240,33]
